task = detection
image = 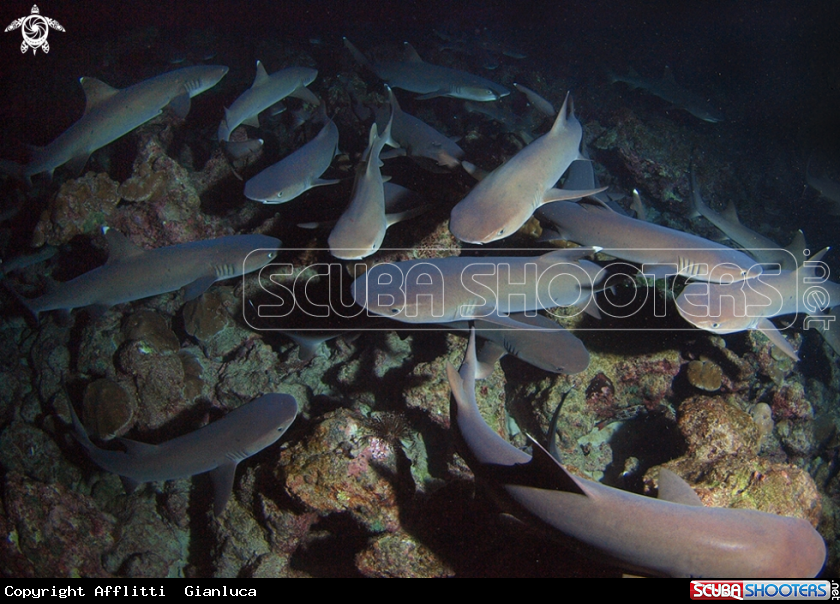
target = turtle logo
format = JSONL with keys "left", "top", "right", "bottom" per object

{"left": 5, "top": 5, "right": 65, "bottom": 55}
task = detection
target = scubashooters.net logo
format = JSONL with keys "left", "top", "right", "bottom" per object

{"left": 5, "top": 4, "right": 65, "bottom": 55}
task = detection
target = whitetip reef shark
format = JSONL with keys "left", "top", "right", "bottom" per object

{"left": 351, "top": 248, "right": 605, "bottom": 329}
{"left": 447, "top": 327, "right": 826, "bottom": 577}
{"left": 610, "top": 66, "right": 724, "bottom": 123}
{"left": 376, "top": 86, "right": 464, "bottom": 168}
{"left": 244, "top": 112, "right": 340, "bottom": 204}
{"left": 675, "top": 248, "right": 840, "bottom": 361}
{"left": 69, "top": 393, "right": 299, "bottom": 515}
{"left": 450, "top": 313, "right": 590, "bottom": 376}
{"left": 328, "top": 106, "right": 399, "bottom": 260}
{"left": 17, "top": 228, "right": 280, "bottom": 319}
{"left": 690, "top": 171, "right": 805, "bottom": 271}
{"left": 449, "top": 93, "right": 607, "bottom": 244}
{"left": 15, "top": 65, "right": 229, "bottom": 181}
{"left": 217, "top": 62, "right": 319, "bottom": 142}
{"left": 540, "top": 199, "right": 761, "bottom": 283}
{"left": 344, "top": 38, "right": 509, "bottom": 101}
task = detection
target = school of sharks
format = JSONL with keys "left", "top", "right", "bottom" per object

{"left": 0, "top": 1, "right": 839, "bottom": 579}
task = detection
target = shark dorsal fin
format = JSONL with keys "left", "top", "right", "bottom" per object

{"left": 103, "top": 227, "right": 145, "bottom": 265}
{"left": 522, "top": 435, "right": 588, "bottom": 495}
{"left": 550, "top": 92, "right": 570, "bottom": 136}
{"left": 80, "top": 77, "right": 119, "bottom": 114}
{"left": 386, "top": 85, "right": 402, "bottom": 114}
{"left": 253, "top": 61, "right": 270, "bottom": 87}
{"left": 797, "top": 246, "right": 831, "bottom": 280}
{"left": 786, "top": 230, "right": 808, "bottom": 267}
{"left": 403, "top": 42, "right": 424, "bottom": 63}
{"left": 721, "top": 201, "right": 741, "bottom": 224}
{"left": 657, "top": 469, "right": 704, "bottom": 506}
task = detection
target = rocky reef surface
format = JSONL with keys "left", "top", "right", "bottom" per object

{"left": 0, "top": 26, "right": 838, "bottom": 578}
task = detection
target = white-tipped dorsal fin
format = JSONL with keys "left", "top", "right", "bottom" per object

{"left": 80, "top": 77, "right": 119, "bottom": 114}
{"left": 550, "top": 92, "right": 571, "bottom": 136}
{"left": 102, "top": 226, "right": 145, "bottom": 264}
{"left": 403, "top": 42, "right": 424, "bottom": 63}
{"left": 253, "top": 60, "right": 269, "bottom": 87}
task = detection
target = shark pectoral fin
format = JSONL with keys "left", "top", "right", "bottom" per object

{"left": 284, "top": 332, "right": 328, "bottom": 362}
{"left": 461, "top": 161, "right": 488, "bottom": 181}
{"left": 290, "top": 85, "right": 320, "bottom": 106}
{"left": 755, "top": 317, "right": 799, "bottom": 361}
{"left": 475, "top": 340, "right": 505, "bottom": 379}
{"left": 415, "top": 90, "right": 448, "bottom": 101}
{"left": 242, "top": 114, "right": 261, "bottom": 128}
{"left": 120, "top": 476, "right": 142, "bottom": 494}
{"left": 379, "top": 148, "right": 406, "bottom": 160}
{"left": 385, "top": 205, "right": 428, "bottom": 227}
{"left": 542, "top": 187, "right": 609, "bottom": 205}
{"left": 210, "top": 461, "right": 238, "bottom": 516}
{"left": 297, "top": 220, "right": 334, "bottom": 230}
{"left": 537, "top": 226, "right": 565, "bottom": 243}
{"left": 183, "top": 275, "right": 217, "bottom": 301}
{"left": 311, "top": 178, "right": 342, "bottom": 188}
{"left": 168, "top": 92, "right": 192, "bottom": 119}
{"left": 579, "top": 300, "right": 601, "bottom": 319}
{"left": 657, "top": 469, "right": 704, "bottom": 506}
{"left": 437, "top": 151, "right": 461, "bottom": 168}
{"left": 65, "top": 153, "right": 91, "bottom": 176}
{"left": 85, "top": 303, "right": 111, "bottom": 320}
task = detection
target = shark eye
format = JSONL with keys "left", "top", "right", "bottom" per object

{"left": 390, "top": 308, "right": 399, "bottom": 314}
{"left": 711, "top": 322, "right": 721, "bottom": 329}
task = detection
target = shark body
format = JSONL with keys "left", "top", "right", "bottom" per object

{"left": 541, "top": 200, "right": 761, "bottom": 283}
{"left": 351, "top": 248, "right": 604, "bottom": 328}
{"left": 217, "top": 62, "right": 318, "bottom": 142}
{"left": 344, "top": 38, "right": 509, "bottom": 102}
{"left": 447, "top": 328, "right": 825, "bottom": 577}
{"left": 244, "top": 116, "right": 340, "bottom": 203}
{"left": 328, "top": 109, "right": 398, "bottom": 260}
{"left": 22, "top": 65, "right": 228, "bottom": 179}
{"left": 21, "top": 229, "right": 280, "bottom": 318}
{"left": 690, "top": 172, "right": 804, "bottom": 270}
{"left": 611, "top": 66, "right": 724, "bottom": 123}
{"left": 70, "top": 393, "right": 298, "bottom": 515}
{"left": 451, "top": 313, "right": 590, "bottom": 376}
{"left": 449, "top": 94, "right": 606, "bottom": 244}
{"left": 376, "top": 86, "right": 464, "bottom": 168}
{"left": 675, "top": 248, "right": 840, "bottom": 361}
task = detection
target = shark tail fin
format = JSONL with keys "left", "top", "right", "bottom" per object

{"left": 65, "top": 400, "right": 96, "bottom": 453}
